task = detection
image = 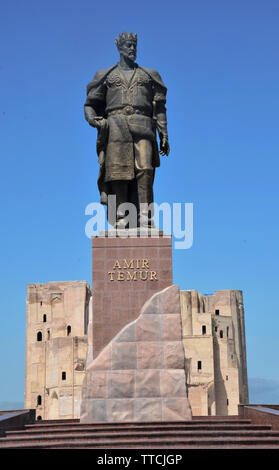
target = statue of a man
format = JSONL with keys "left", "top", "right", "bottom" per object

{"left": 84, "top": 32, "right": 170, "bottom": 228}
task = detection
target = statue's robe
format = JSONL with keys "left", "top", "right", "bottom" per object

{"left": 84, "top": 63, "right": 167, "bottom": 205}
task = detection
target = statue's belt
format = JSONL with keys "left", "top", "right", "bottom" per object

{"left": 107, "top": 106, "right": 152, "bottom": 117}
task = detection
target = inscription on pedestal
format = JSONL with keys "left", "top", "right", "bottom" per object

{"left": 108, "top": 259, "right": 158, "bottom": 282}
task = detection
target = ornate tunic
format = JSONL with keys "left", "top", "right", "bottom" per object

{"left": 84, "top": 63, "right": 168, "bottom": 202}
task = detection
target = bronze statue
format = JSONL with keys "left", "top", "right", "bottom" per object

{"left": 84, "top": 32, "right": 169, "bottom": 228}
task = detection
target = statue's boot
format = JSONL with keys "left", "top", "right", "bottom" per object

{"left": 136, "top": 170, "right": 155, "bottom": 228}
{"left": 109, "top": 180, "right": 129, "bottom": 228}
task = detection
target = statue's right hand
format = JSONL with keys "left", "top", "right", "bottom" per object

{"left": 88, "top": 118, "right": 97, "bottom": 128}
{"left": 92, "top": 117, "right": 107, "bottom": 130}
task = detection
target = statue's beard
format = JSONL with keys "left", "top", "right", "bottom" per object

{"left": 120, "top": 51, "right": 136, "bottom": 61}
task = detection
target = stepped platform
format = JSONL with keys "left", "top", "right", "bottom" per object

{"left": 0, "top": 407, "right": 279, "bottom": 449}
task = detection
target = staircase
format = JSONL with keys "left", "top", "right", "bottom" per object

{"left": 1, "top": 416, "right": 279, "bottom": 448}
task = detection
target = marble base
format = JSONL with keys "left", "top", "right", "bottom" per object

{"left": 80, "top": 285, "right": 192, "bottom": 423}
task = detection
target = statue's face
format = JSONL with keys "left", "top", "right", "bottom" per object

{"left": 119, "top": 40, "right": 137, "bottom": 62}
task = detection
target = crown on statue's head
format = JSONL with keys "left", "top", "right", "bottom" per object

{"left": 115, "top": 31, "right": 138, "bottom": 48}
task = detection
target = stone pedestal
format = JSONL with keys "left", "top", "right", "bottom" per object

{"left": 91, "top": 232, "right": 173, "bottom": 359}
{"left": 81, "top": 285, "right": 192, "bottom": 422}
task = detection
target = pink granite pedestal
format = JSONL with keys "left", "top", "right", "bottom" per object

{"left": 91, "top": 233, "right": 173, "bottom": 359}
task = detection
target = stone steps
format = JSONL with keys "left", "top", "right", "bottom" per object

{"left": 1, "top": 435, "right": 279, "bottom": 449}
{"left": 25, "top": 418, "right": 252, "bottom": 429}
{"left": 1, "top": 418, "right": 279, "bottom": 449}
{"left": 4, "top": 429, "right": 279, "bottom": 441}
{"left": 10, "top": 424, "right": 272, "bottom": 435}
{"left": 36, "top": 419, "right": 79, "bottom": 424}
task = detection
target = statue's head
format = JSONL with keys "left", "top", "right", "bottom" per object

{"left": 115, "top": 31, "right": 138, "bottom": 62}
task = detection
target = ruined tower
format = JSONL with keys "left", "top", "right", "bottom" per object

{"left": 24, "top": 281, "right": 91, "bottom": 420}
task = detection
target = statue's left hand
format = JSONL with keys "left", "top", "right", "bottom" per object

{"left": 160, "top": 136, "right": 170, "bottom": 156}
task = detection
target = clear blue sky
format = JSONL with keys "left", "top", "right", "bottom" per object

{"left": 0, "top": 0, "right": 279, "bottom": 405}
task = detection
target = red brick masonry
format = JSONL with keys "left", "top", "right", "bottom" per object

{"left": 92, "top": 234, "right": 173, "bottom": 358}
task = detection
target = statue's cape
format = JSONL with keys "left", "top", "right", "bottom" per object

{"left": 139, "top": 66, "right": 167, "bottom": 93}
{"left": 86, "top": 65, "right": 117, "bottom": 95}
{"left": 86, "top": 63, "right": 167, "bottom": 95}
